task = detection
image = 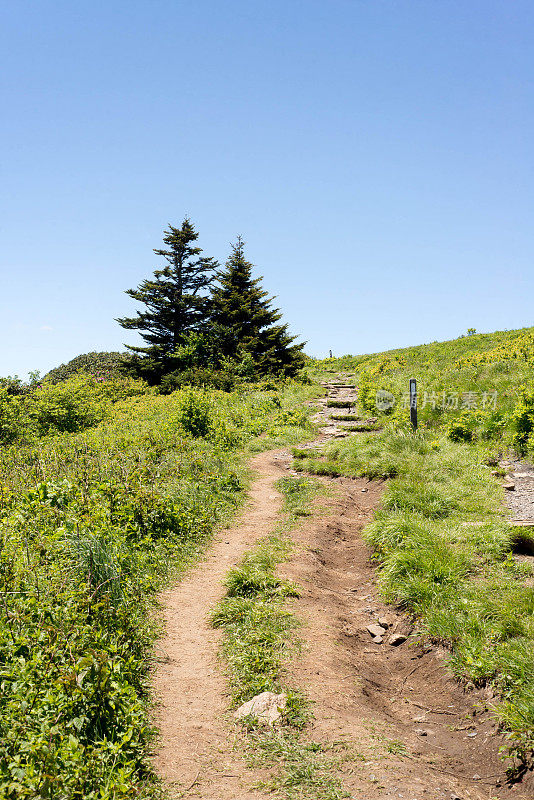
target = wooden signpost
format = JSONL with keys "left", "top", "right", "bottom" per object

{"left": 410, "top": 378, "right": 417, "bottom": 430}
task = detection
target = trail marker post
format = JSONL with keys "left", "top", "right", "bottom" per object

{"left": 409, "top": 378, "right": 417, "bottom": 431}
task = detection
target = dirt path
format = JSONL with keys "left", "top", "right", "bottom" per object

{"left": 502, "top": 458, "right": 534, "bottom": 524}
{"left": 152, "top": 449, "right": 288, "bottom": 799}
{"left": 281, "top": 477, "right": 533, "bottom": 800}
{"left": 153, "top": 378, "right": 534, "bottom": 799}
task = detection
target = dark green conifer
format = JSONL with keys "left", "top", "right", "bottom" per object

{"left": 211, "top": 237, "right": 305, "bottom": 377}
{"left": 117, "top": 219, "right": 218, "bottom": 380}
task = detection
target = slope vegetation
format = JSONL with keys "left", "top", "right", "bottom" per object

{"left": 298, "top": 327, "right": 534, "bottom": 767}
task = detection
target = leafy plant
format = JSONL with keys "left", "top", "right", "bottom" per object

{"left": 0, "top": 377, "right": 314, "bottom": 796}
{"left": 175, "top": 390, "right": 213, "bottom": 437}
{"left": 511, "top": 386, "right": 534, "bottom": 451}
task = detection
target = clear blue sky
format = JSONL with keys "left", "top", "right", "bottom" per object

{"left": 1, "top": 0, "right": 533, "bottom": 377}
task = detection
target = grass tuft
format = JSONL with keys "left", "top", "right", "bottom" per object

{"left": 301, "top": 426, "right": 534, "bottom": 763}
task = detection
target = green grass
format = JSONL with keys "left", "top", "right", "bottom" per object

{"left": 303, "top": 328, "right": 534, "bottom": 767}
{"left": 340, "top": 423, "right": 381, "bottom": 432}
{"left": 211, "top": 541, "right": 301, "bottom": 705}
{"left": 312, "top": 327, "right": 534, "bottom": 455}
{"left": 246, "top": 732, "right": 350, "bottom": 800}
{"left": 0, "top": 382, "right": 317, "bottom": 798}
{"left": 212, "top": 475, "right": 352, "bottom": 799}
{"left": 210, "top": 476, "right": 320, "bottom": 707}
{"left": 299, "top": 427, "right": 534, "bottom": 767}
{"left": 326, "top": 400, "right": 354, "bottom": 408}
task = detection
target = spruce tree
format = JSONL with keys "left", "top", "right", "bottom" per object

{"left": 117, "top": 219, "right": 218, "bottom": 381}
{"left": 211, "top": 237, "right": 305, "bottom": 377}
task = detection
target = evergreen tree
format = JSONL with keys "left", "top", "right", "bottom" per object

{"left": 117, "top": 219, "right": 218, "bottom": 381}
{"left": 211, "top": 237, "right": 305, "bottom": 377}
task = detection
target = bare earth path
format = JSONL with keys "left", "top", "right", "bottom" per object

{"left": 153, "top": 379, "right": 534, "bottom": 799}
{"left": 281, "top": 477, "right": 534, "bottom": 800}
{"left": 152, "top": 449, "right": 288, "bottom": 799}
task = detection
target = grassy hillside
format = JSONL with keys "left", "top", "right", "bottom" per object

{"left": 321, "top": 325, "right": 534, "bottom": 369}
{"left": 2, "top": 324, "right": 534, "bottom": 792}
{"left": 312, "top": 325, "right": 534, "bottom": 453}
{"left": 0, "top": 377, "right": 316, "bottom": 798}
{"left": 299, "top": 327, "right": 534, "bottom": 768}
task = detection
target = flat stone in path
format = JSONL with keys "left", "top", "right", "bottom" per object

{"left": 234, "top": 692, "right": 287, "bottom": 725}
{"left": 367, "top": 623, "right": 387, "bottom": 638}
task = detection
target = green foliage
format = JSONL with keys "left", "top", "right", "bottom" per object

{"left": 211, "top": 534, "right": 299, "bottom": 704}
{"left": 447, "top": 413, "right": 475, "bottom": 442}
{"left": 117, "top": 218, "right": 218, "bottom": 382}
{"left": 247, "top": 730, "right": 350, "bottom": 800}
{"left": 211, "top": 237, "right": 305, "bottom": 378}
{"left": 304, "top": 328, "right": 534, "bottom": 763}
{"left": 43, "top": 352, "right": 127, "bottom": 383}
{"left": 357, "top": 375, "right": 377, "bottom": 414}
{"left": 511, "top": 386, "right": 534, "bottom": 452}
{"left": 175, "top": 390, "right": 212, "bottom": 438}
{"left": 0, "top": 374, "right": 148, "bottom": 444}
{"left": 326, "top": 399, "right": 353, "bottom": 408}
{"left": 0, "top": 375, "right": 31, "bottom": 395}
{"left": 0, "top": 379, "right": 314, "bottom": 796}
{"left": 311, "top": 325, "right": 534, "bottom": 449}
{"left": 300, "top": 424, "right": 534, "bottom": 762}
{"left": 118, "top": 228, "right": 305, "bottom": 385}
{"left": 31, "top": 375, "right": 147, "bottom": 436}
{"left": 0, "top": 387, "right": 23, "bottom": 444}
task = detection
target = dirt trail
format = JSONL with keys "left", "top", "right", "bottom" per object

{"left": 152, "top": 449, "right": 288, "bottom": 799}
{"left": 153, "top": 377, "right": 534, "bottom": 799}
{"left": 281, "top": 477, "right": 533, "bottom": 800}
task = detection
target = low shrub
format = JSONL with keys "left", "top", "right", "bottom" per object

{"left": 175, "top": 390, "right": 213, "bottom": 437}
{"left": 44, "top": 351, "right": 128, "bottom": 383}
{"left": 0, "top": 380, "right": 314, "bottom": 795}
{"left": 511, "top": 387, "right": 534, "bottom": 451}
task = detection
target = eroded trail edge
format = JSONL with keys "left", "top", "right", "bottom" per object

{"left": 153, "top": 376, "right": 531, "bottom": 800}
{"left": 152, "top": 449, "right": 288, "bottom": 799}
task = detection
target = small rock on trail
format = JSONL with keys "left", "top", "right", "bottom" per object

{"left": 234, "top": 692, "right": 287, "bottom": 725}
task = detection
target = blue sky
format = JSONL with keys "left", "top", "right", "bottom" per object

{"left": 1, "top": 0, "right": 533, "bottom": 377}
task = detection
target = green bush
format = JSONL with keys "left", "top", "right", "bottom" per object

{"left": 0, "top": 375, "right": 148, "bottom": 442}
{"left": 357, "top": 377, "right": 377, "bottom": 414}
{"left": 0, "top": 388, "right": 23, "bottom": 444}
{"left": 44, "top": 351, "right": 127, "bottom": 383}
{"left": 511, "top": 387, "right": 534, "bottom": 451}
{"left": 0, "top": 380, "right": 314, "bottom": 795}
{"left": 175, "top": 390, "right": 213, "bottom": 437}
{"left": 447, "top": 419, "right": 474, "bottom": 442}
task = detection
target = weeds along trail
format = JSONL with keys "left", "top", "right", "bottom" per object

{"left": 0, "top": 381, "right": 317, "bottom": 798}
{"left": 204, "top": 375, "right": 533, "bottom": 800}
{"left": 152, "top": 449, "right": 291, "bottom": 798}
{"left": 150, "top": 379, "right": 361, "bottom": 796}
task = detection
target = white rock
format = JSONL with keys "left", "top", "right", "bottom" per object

{"left": 367, "top": 623, "right": 387, "bottom": 638}
{"left": 234, "top": 691, "right": 287, "bottom": 725}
